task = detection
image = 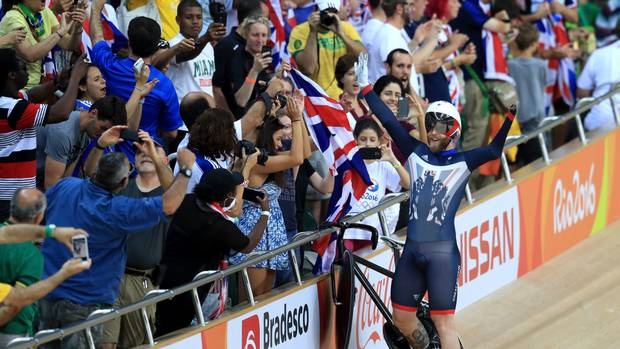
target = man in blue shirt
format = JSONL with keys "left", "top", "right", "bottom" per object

{"left": 89, "top": 0, "right": 183, "bottom": 159}
{"left": 38, "top": 130, "right": 196, "bottom": 349}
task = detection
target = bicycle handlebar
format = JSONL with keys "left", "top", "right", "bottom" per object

{"left": 321, "top": 221, "right": 379, "bottom": 251}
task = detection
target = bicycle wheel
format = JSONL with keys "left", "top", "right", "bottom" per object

{"left": 333, "top": 249, "right": 355, "bottom": 349}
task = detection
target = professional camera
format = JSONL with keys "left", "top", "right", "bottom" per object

{"left": 235, "top": 140, "right": 269, "bottom": 165}
{"left": 319, "top": 9, "right": 336, "bottom": 27}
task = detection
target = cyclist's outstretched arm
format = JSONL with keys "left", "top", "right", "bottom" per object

{"left": 360, "top": 86, "right": 420, "bottom": 158}
{"left": 464, "top": 112, "right": 515, "bottom": 170}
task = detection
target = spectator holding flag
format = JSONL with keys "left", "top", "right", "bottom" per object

{"left": 288, "top": 0, "right": 366, "bottom": 99}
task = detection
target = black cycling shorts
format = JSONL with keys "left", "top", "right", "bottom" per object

{"left": 391, "top": 240, "right": 461, "bottom": 315}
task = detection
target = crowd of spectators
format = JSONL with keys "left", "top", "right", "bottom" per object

{"left": 0, "top": 0, "right": 617, "bottom": 347}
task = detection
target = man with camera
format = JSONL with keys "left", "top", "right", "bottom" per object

{"left": 288, "top": 0, "right": 366, "bottom": 99}
{"left": 38, "top": 128, "right": 195, "bottom": 348}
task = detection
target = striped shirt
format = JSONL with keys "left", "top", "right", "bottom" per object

{"left": 0, "top": 96, "right": 49, "bottom": 200}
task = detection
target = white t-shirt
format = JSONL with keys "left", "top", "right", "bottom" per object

{"left": 344, "top": 161, "right": 402, "bottom": 240}
{"left": 368, "top": 23, "right": 410, "bottom": 82}
{"left": 167, "top": 33, "right": 216, "bottom": 101}
{"left": 577, "top": 41, "right": 620, "bottom": 132}
{"left": 174, "top": 120, "right": 242, "bottom": 193}
{"left": 361, "top": 18, "right": 384, "bottom": 57}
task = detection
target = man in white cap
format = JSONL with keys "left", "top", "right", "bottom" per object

{"left": 287, "top": 0, "right": 366, "bottom": 99}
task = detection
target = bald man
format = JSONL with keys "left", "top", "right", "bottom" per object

{"left": 0, "top": 189, "right": 90, "bottom": 345}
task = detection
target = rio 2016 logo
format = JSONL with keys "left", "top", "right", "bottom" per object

{"left": 367, "top": 178, "right": 379, "bottom": 193}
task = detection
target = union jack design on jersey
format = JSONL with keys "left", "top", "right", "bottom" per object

{"left": 290, "top": 69, "right": 372, "bottom": 273}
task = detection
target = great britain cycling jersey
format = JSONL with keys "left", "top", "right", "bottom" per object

{"left": 360, "top": 86, "right": 514, "bottom": 313}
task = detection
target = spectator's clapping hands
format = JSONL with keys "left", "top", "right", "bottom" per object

{"left": 458, "top": 43, "right": 477, "bottom": 66}
{"left": 176, "top": 148, "right": 197, "bottom": 169}
{"left": 60, "top": 258, "right": 92, "bottom": 278}
{"left": 134, "top": 64, "right": 159, "bottom": 98}
{"left": 53, "top": 227, "right": 89, "bottom": 252}
{"left": 414, "top": 18, "right": 441, "bottom": 45}
{"left": 97, "top": 125, "right": 128, "bottom": 148}
{"left": 415, "top": 57, "right": 442, "bottom": 74}
{"left": 534, "top": 2, "right": 551, "bottom": 19}
{"left": 57, "top": 12, "right": 70, "bottom": 38}
{"left": 206, "top": 22, "right": 227, "bottom": 42}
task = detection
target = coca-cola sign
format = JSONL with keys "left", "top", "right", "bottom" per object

{"left": 348, "top": 251, "right": 396, "bottom": 349}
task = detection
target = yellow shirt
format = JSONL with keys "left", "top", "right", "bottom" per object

{"left": 0, "top": 8, "right": 59, "bottom": 89}
{"left": 0, "top": 283, "right": 11, "bottom": 303}
{"left": 288, "top": 21, "right": 362, "bottom": 100}
{"left": 127, "top": 0, "right": 180, "bottom": 40}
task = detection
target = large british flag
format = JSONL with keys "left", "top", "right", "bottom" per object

{"left": 290, "top": 69, "right": 372, "bottom": 273}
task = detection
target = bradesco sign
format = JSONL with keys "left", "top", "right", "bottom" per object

{"left": 227, "top": 284, "right": 320, "bottom": 349}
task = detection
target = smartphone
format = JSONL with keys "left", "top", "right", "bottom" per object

{"left": 359, "top": 147, "right": 382, "bottom": 160}
{"left": 261, "top": 45, "right": 272, "bottom": 55}
{"left": 133, "top": 58, "right": 144, "bottom": 74}
{"left": 397, "top": 97, "right": 409, "bottom": 119}
{"left": 209, "top": 1, "right": 227, "bottom": 24}
{"left": 120, "top": 129, "right": 142, "bottom": 143}
{"left": 243, "top": 188, "right": 266, "bottom": 203}
{"left": 72, "top": 234, "right": 89, "bottom": 262}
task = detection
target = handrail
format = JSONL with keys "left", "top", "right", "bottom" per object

{"left": 8, "top": 194, "right": 410, "bottom": 349}
{"left": 8, "top": 83, "right": 620, "bottom": 349}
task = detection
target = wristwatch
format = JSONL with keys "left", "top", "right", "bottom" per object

{"left": 45, "top": 224, "right": 56, "bottom": 238}
{"left": 179, "top": 166, "right": 192, "bottom": 178}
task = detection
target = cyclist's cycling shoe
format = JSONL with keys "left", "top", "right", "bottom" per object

{"left": 383, "top": 322, "right": 411, "bottom": 349}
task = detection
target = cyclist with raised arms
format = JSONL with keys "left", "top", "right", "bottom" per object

{"left": 355, "top": 53, "right": 515, "bottom": 349}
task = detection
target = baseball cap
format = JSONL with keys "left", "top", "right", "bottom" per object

{"left": 198, "top": 168, "right": 244, "bottom": 200}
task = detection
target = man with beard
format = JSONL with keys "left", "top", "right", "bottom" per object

{"left": 385, "top": 48, "right": 414, "bottom": 94}
{"left": 100, "top": 131, "right": 174, "bottom": 349}
{"left": 154, "top": 0, "right": 227, "bottom": 102}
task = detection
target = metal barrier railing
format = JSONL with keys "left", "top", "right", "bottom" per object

{"left": 8, "top": 83, "right": 620, "bottom": 349}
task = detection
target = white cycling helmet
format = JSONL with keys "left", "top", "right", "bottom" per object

{"left": 425, "top": 101, "right": 461, "bottom": 141}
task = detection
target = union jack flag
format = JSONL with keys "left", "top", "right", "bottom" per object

{"left": 266, "top": 0, "right": 290, "bottom": 68}
{"left": 290, "top": 69, "right": 372, "bottom": 273}
{"left": 81, "top": 12, "right": 128, "bottom": 60}
{"left": 536, "top": 0, "right": 577, "bottom": 111}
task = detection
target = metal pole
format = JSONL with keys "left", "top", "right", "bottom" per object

{"left": 538, "top": 133, "right": 551, "bottom": 164}
{"left": 574, "top": 113, "right": 588, "bottom": 145}
{"left": 141, "top": 308, "right": 155, "bottom": 346}
{"left": 191, "top": 288, "right": 206, "bottom": 326}
{"left": 610, "top": 94, "right": 620, "bottom": 126}
{"left": 289, "top": 250, "right": 302, "bottom": 286}
{"left": 500, "top": 153, "right": 513, "bottom": 184}
{"left": 85, "top": 328, "right": 95, "bottom": 349}
{"left": 241, "top": 268, "right": 255, "bottom": 306}
{"left": 378, "top": 210, "right": 400, "bottom": 262}
{"left": 465, "top": 183, "right": 474, "bottom": 205}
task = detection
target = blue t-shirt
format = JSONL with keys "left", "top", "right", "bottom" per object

{"left": 450, "top": 0, "right": 489, "bottom": 81}
{"left": 90, "top": 41, "right": 182, "bottom": 145}
{"left": 41, "top": 177, "right": 167, "bottom": 305}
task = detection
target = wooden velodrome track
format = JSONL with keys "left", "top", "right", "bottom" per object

{"left": 455, "top": 219, "right": 620, "bottom": 349}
